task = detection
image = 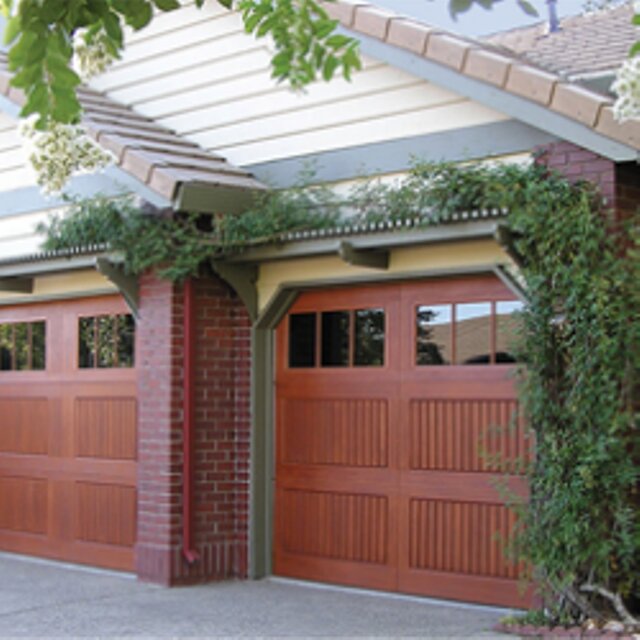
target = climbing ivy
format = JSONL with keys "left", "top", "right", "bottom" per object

{"left": 38, "top": 160, "right": 639, "bottom": 626}
{"left": 39, "top": 160, "right": 557, "bottom": 280}
{"left": 507, "top": 181, "right": 639, "bottom": 629}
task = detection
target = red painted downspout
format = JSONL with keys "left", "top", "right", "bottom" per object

{"left": 182, "top": 277, "right": 199, "bottom": 564}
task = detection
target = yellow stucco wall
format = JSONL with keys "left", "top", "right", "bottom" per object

{"left": 257, "top": 238, "right": 510, "bottom": 311}
{"left": 0, "top": 270, "right": 116, "bottom": 305}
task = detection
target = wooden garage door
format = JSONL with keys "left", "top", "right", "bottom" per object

{"left": 0, "top": 295, "right": 137, "bottom": 571}
{"left": 274, "top": 274, "right": 531, "bottom": 607}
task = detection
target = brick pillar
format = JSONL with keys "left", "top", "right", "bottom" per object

{"left": 536, "top": 141, "right": 616, "bottom": 206}
{"left": 135, "top": 271, "right": 251, "bottom": 585}
{"left": 536, "top": 141, "right": 640, "bottom": 225}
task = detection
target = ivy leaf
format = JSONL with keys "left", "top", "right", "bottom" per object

{"left": 629, "top": 41, "right": 640, "bottom": 57}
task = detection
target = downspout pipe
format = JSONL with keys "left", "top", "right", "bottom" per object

{"left": 182, "top": 277, "right": 199, "bottom": 564}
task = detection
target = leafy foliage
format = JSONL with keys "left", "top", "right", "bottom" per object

{"left": 507, "top": 180, "right": 640, "bottom": 626}
{"left": 38, "top": 160, "right": 562, "bottom": 280}
{"left": 1, "top": 0, "right": 360, "bottom": 129}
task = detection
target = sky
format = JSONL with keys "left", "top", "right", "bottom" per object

{"left": 373, "top": 0, "right": 587, "bottom": 36}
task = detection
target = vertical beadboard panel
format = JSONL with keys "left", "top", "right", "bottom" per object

{"left": 281, "top": 398, "right": 388, "bottom": 467}
{"left": 409, "top": 398, "right": 527, "bottom": 473}
{"left": 281, "top": 489, "right": 388, "bottom": 565}
{"left": 408, "top": 499, "right": 519, "bottom": 579}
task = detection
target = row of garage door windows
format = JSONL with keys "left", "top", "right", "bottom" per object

{"left": 289, "top": 300, "right": 525, "bottom": 368}
{"left": 0, "top": 313, "right": 135, "bottom": 371}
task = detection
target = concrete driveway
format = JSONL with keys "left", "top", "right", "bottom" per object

{"left": 0, "top": 553, "right": 508, "bottom": 637}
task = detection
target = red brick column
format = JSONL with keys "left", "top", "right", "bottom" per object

{"left": 536, "top": 141, "right": 640, "bottom": 225}
{"left": 536, "top": 141, "right": 616, "bottom": 206}
{"left": 135, "top": 271, "right": 251, "bottom": 585}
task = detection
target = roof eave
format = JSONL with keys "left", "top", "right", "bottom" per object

{"left": 338, "top": 26, "right": 638, "bottom": 162}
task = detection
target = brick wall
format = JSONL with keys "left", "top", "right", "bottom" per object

{"left": 536, "top": 141, "right": 640, "bottom": 220}
{"left": 135, "top": 271, "right": 251, "bottom": 585}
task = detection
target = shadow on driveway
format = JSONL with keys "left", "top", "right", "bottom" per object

{"left": 0, "top": 553, "right": 509, "bottom": 637}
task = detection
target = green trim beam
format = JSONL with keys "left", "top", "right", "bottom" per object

{"left": 230, "top": 219, "right": 500, "bottom": 265}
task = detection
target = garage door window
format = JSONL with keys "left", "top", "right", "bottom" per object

{"left": 416, "top": 300, "right": 524, "bottom": 366}
{"left": 0, "top": 320, "right": 46, "bottom": 371}
{"left": 79, "top": 313, "right": 135, "bottom": 368}
{"left": 290, "top": 308, "right": 385, "bottom": 369}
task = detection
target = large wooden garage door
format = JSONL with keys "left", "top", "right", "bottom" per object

{"left": 0, "top": 295, "right": 137, "bottom": 571}
{"left": 274, "top": 274, "right": 531, "bottom": 607}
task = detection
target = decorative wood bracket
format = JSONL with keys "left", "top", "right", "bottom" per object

{"left": 211, "top": 261, "right": 259, "bottom": 322}
{"left": 495, "top": 224, "right": 526, "bottom": 270}
{"left": 338, "top": 241, "right": 389, "bottom": 270}
{"left": 0, "top": 277, "right": 33, "bottom": 294}
{"left": 95, "top": 257, "right": 139, "bottom": 318}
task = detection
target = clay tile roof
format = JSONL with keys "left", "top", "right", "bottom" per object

{"left": 485, "top": 3, "right": 635, "bottom": 79}
{"left": 325, "top": 0, "right": 640, "bottom": 151}
{"left": 0, "top": 52, "right": 265, "bottom": 212}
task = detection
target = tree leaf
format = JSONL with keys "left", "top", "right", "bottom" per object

{"left": 3, "top": 15, "right": 21, "bottom": 45}
{"left": 516, "top": 0, "right": 539, "bottom": 17}
{"left": 153, "top": 0, "right": 180, "bottom": 11}
{"left": 448, "top": 0, "right": 473, "bottom": 19}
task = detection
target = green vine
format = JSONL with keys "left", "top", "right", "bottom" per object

{"left": 38, "top": 160, "right": 639, "bottom": 626}
{"left": 508, "top": 183, "right": 639, "bottom": 628}
{"left": 40, "top": 161, "right": 562, "bottom": 279}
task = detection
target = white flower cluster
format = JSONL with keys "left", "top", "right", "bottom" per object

{"left": 612, "top": 53, "right": 640, "bottom": 122}
{"left": 73, "top": 28, "right": 116, "bottom": 80}
{"left": 20, "top": 118, "right": 114, "bottom": 195}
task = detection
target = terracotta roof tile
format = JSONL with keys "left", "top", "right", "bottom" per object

{"left": 387, "top": 19, "right": 434, "bottom": 54}
{"left": 0, "top": 53, "right": 265, "bottom": 211}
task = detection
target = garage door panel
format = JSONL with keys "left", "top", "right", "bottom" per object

{"left": 279, "top": 397, "right": 390, "bottom": 468}
{"left": 74, "top": 397, "right": 137, "bottom": 460}
{"left": 75, "top": 482, "right": 137, "bottom": 547}
{"left": 276, "top": 277, "right": 529, "bottom": 607}
{"left": 0, "top": 397, "right": 50, "bottom": 455}
{"left": 405, "top": 397, "right": 526, "bottom": 474}
{"left": 0, "top": 475, "right": 48, "bottom": 534}
{"left": 0, "top": 296, "right": 137, "bottom": 571}
{"left": 279, "top": 489, "right": 389, "bottom": 564}
{"left": 403, "top": 498, "right": 518, "bottom": 578}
